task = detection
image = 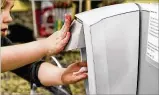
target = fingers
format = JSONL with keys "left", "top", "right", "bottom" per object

{"left": 78, "top": 67, "right": 88, "bottom": 73}
{"left": 61, "top": 32, "right": 71, "bottom": 46}
{"left": 73, "top": 67, "right": 88, "bottom": 76}
{"left": 61, "top": 14, "right": 72, "bottom": 33}
{"left": 61, "top": 30, "right": 67, "bottom": 39}
{"left": 73, "top": 73, "right": 88, "bottom": 83}
{"left": 62, "top": 73, "right": 87, "bottom": 85}
{"left": 60, "top": 14, "right": 71, "bottom": 39}
{"left": 55, "top": 32, "right": 70, "bottom": 52}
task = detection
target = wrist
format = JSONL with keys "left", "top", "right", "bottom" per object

{"left": 38, "top": 62, "right": 67, "bottom": 86}
{"left": 37, "top": 39, "right": 49, "bottom": 56}
{"left": 40, "top": 38, "right": 57, "bottom": 56}
{"left": 60, "top": 68, "right": 66, "bottom": 85}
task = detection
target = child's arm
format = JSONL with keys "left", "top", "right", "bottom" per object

{"left": 38, "top": 62, "right": 88, "bottom": 86}
{"left": 1, "top": 14, "right": 71, "bottom": 72}
{"left": 12, "top": 61, "right": 87, "bottom": 86}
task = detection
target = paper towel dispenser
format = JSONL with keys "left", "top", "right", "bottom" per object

{"left": 65, "top": 20, "right": 85, "bottom": 50}
{"left": 65, "top": 3, "right": 158, "bottom": 95}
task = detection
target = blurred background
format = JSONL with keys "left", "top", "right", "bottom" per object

{"left": 1, "top": 0, "right": 158, "bottom": 95}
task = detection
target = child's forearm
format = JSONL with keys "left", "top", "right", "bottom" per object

{"left": 38, "top": 62, "right": 65, "bottom": 86}
{"left": 1, "top": 40, "right": 47, "bottom": 72}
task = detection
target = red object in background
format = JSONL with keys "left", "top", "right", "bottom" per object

{"left": 36, "top": 9, "right": 50, "bottom": 37}
{"left": 39, "top": 26, "right": 51, "bottom": 37}
{"left": 35, "top": 1, "right": 55, "bottom": 37}
{"left": 47, "top": 15, "right": 54, "bottom": 23}
{"left": 35, "top": 9, "right": 41, "bottom": 33}
{"left": 36, "top": 9, "right": 51, "bottom": 37}
{"left": 40, "top": 6, "right": 54, "bottom": 37}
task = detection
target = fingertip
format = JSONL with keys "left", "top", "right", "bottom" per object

{"left": 65, "top": 14, "right": 71, "bottom": 20}
{"left": 64, "top": 14, "right": 71, "bottom": 24}
{"left": 84, "top": 73, "right": 88, "bottom": 77}
{"left": 62, "top": 17, "right": 71, "bottom": 32}
{"left": 82, "top": 73, "right": 88, "bottom": 79}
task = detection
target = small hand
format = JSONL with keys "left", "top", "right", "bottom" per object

{"left": 61, "top": 62, "right": 88, "bottom": 85}
{"left": 44, "top": 14, "right": 72, "bottom": 56}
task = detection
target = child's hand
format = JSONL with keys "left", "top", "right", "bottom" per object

{"left": 61, "top": 62, "right": 88, "bottom": 85}
{"left": 44, "top": 14, "right": 71, "bottom": 56}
